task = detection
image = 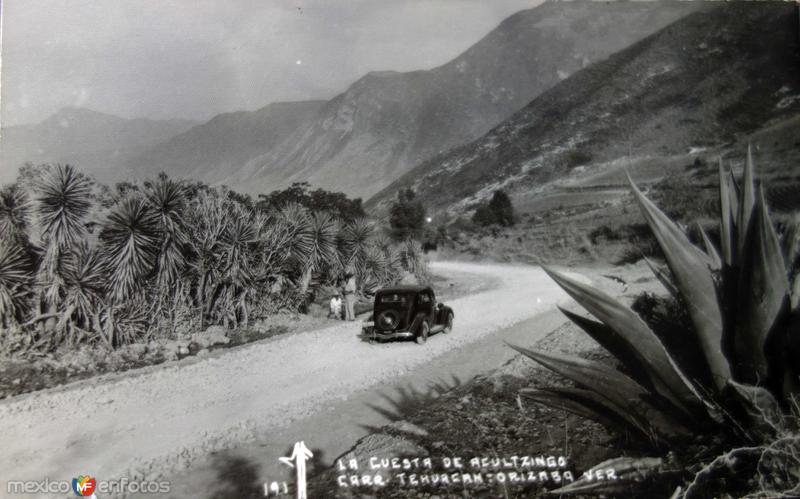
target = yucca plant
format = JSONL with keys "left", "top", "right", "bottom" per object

{"left": 144, "top": 176, "right": 188, "bottom": 289}
{"left": 186, "top": 190, "right": 227, "bottom": 329}
{"left": 339, "top": 217, "right": 375, "bottom": 291}
{"left": 34, "top": 165, "right": 92, "bottom": 311}
{"left": 399, "top": 238, "right": 430, "bottom": 282}
{"left": 59, "top": 241, "right": 106, "bottom": 338}
{"left": 511, "top": 149, "right": 800, "bottom": 497}
{"left": 296, "top": 210, "right": 339, "bottom": 296}
{"left": 0, "top": 184, "right": 31, "bottom": 248}
{"left": 215, "top": 205, "right": 258, "bottom": 327}
{"left": 100, "top": 196, "right": 160, "bottom": 303}
{"left": 0, "top": 241, "right": 31, "bottom": 328}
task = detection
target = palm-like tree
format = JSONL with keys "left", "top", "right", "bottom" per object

{"left": 0, "top": 185, "right": 31, "bottom": 247}
{"left": 186, "top": 190, "right": 227, "bottom": 328}
{"left": 363, "top": 244, "right": 401, "bottom": 293}
{"left": 278, "top": 202, "right": 312, "bottom": 262}
{"left": 339, "top": 217, "right": 374, "bottom": 289}
{"left": 301, "top": 211, "right": 339, "bottom": 295}
{"left": 35, "top": 165, "right": 92, "bottom": 302}
{"left": 0, "top": 242, "right": 31, "bottom": 327}
{"left": 144, "top": 176, "right": 188, "bottom": 289}
{"left": 400, "top": 238, "right": 427, "bottom": 280}
{"left": 100, "top": 196, "right": 160, "bottom": 302}
{"left": 59, "top": 241, "right": 106, "bottom": 340}
{"left": 215, "top": 205, "right": 257, "bottom": 326}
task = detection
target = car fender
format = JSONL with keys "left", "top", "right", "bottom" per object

{"left": 409, "top": 312, "right": 429, "bottom": 334}
{"left": 436, "top": 305, "right": 454, "bottom": 324}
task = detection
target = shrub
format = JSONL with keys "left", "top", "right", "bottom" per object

{"left": 256, "top": 181, "right": 365, "bottom": 221}
{"left": 389, "top": 189, "right": 427, "bottom": 240}
{"left": 563, "top": 149, "right": 593, "bottom": 168}
{"left": 472, "top": 190, "right": 515, "bottom": 227}
{"left": 511, "top": 149, "right": 800, "bottom": 497}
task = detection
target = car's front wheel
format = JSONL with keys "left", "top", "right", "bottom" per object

{"left": 443, "top": 312, "right": 454, "bottom": 334}
{"left": 415, "top": 320, "right": 429, "bottom": 345}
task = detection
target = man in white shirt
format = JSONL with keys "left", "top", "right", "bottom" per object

{"left": 343, "top": 272, "right": 357, "bottom": 321}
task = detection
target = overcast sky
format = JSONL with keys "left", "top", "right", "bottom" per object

{"left": 1, "top": 0, "right": 541, "bottom": 126}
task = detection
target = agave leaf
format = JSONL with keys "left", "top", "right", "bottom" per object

{"left": 520, "top": 387, "right": 649, "bottom": 437}
{"left": 734, "top": 186, "right": 790, "bottom": 382}
{"left": 509, "top": 343, "right": 644, "bottom": 394}
{"left": 510, "top": 345, "right": 646, "bottom": 409}
{"left": 512, "top": 344, "right": 691, "bottom": 438}
{"left": 557, "top": 306, "right": 652, "bottom": 386}
{"left": 698, "top": 224, "right": 722, "bottom": 271}
{"left": 643, "top": 257, "right": 679, "bottom": 298}
{"left": 627, "top": 174, "right": 730, "bottom": 390}
{"left": 519, "top": 388, "right": 624, "bottom": 432}
{"left": 719, "top": 159, "right": 735, "bottom": 265}
{"left": 738, "top": 145, "right": 756, "bottom": 257}
{"left": 547, "top": 456, "right": 665, "bottom": 495}
{"left": 544, "top": 267, "right": 704, "bottom": 417}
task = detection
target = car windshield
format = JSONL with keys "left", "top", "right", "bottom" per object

{"left": 378, "top": 293, "right": 410, "bottom": 305}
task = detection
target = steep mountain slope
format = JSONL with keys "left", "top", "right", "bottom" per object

{"left": 368, "top": 2, "right": 800, "bottom": 216}
{"left": 0, "top": 107, "right": 196, "bottom": 184}
{"left": 225, "top": 0, "right": 704, "bottom": 198}
{"left": 125, "top": 100, "right": 325, "bottom": 184}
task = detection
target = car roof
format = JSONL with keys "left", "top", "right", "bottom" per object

{"left": 376, "top": 285, "right": 433, "bottom": 294}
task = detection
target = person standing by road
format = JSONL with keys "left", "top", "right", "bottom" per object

{"left": 328, "top": 292, "right": 342, "bottom": 320}
{"left": 343, "top": 271, "right": 357, "bottom": 321}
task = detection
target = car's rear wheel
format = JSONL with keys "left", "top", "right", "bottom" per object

{"left": 415, "top": 321, "right": 429, "bottom": 345}
{"left": 376, "top": 310, "right": 400, "bottom": 331}
{"left": 443, "top": 312, "right": 454, "bottom": 334}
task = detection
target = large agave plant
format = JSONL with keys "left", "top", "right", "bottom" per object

{"left": 512, "top": 149, "right": 800, "bottom": 497}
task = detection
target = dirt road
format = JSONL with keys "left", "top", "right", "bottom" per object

{"left": 0, "top": 262, "right": 577, "bottom": 498}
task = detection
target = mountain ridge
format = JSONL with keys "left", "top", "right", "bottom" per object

{"left": 125, "top": 100, "right": 326, "bottom": 184}
{"left": 1, "top": 107, "right": 197, "bottom": 184}
{"left": 366, "top": 2, "right": 800, "bottom": 217}
{"left": 128, "top": 0, "right": 704, "bottom": 198}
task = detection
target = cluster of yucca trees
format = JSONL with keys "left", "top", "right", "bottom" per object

{"left": 0, "top": 164, "right": 415, "bottom": 355}
{"left": 512, "top": 149, "right": 800, "bottom": 497}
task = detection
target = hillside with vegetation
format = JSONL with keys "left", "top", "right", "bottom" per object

{"left": 369, "top": 2, "right": 800, "bottom": 245}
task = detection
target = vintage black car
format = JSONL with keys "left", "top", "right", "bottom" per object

{"left": 361, "top": 285, "right": 454, "bottom": 344}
